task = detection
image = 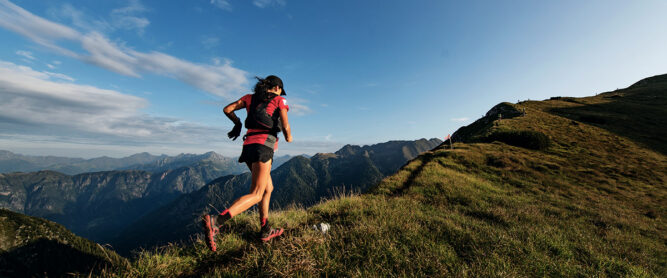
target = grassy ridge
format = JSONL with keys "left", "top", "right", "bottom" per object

{"left": 102, "top": 77, "right": 665, "bottom": 277}
{"left": 0, "top": 209, "right": 127, "bottom": 277}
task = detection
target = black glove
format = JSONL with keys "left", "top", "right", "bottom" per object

{"left": 228, "top": 123, "right": 242, "bottom": 141}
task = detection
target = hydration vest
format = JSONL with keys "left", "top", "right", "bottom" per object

{"left": 245, "top": 94, "right": 282, "bottom": 135}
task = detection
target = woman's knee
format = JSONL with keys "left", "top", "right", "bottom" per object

{"left": 249, "top": 192, "right": 263, "bottom": 204}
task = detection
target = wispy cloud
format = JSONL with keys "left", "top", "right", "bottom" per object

{"left": 253, "top": 0, "right": 286, "bottom": 8}
{"left": 210, "top": 0, "right": 232, "bottom": 11}
{"left": 450, "top": 117, "right": 470, "bottom": 122}
{"left": 110, "top": 0, "right": 150, "bottom": 35}
{"left": 46, "top": 60, "right": 61, "bottom": 69}
{"left": 49, "top": 3, "right": 112, "bottom": 33}
{"left": 50, "top": 0, "right": 149, "bottom": 35}
{"left": 0, "top": 0, "right": 248, "bottom": 99}
{"left": 285, "top": 97, "right": 312, "bottom": 116}
{"left": 15, "top": 50, "right": 35, "bottom": 60}
{"left": 209, "top": 0, "right": 286, "bottom": 10}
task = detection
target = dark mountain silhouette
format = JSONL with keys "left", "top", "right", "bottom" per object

{"left": 112, "top": 138, "right": 441, "bottom": 253}
{"left": 0, "top": 209, "right": 126, "bottom": 277}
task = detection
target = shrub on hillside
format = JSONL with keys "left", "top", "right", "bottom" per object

{"left": 483, "top": 130, "right": 550, "bottom": 150}
{"left": 550, "top": 96, "right": 579, "bottom": 103}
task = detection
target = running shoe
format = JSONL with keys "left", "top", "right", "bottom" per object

{"left": 260, "top": 227, "right": 284, "bottom": 242}
{"left": 202, "top": 214, "right": 219, "bottom": 251}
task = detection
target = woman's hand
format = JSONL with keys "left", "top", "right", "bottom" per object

{"left": 228, "top": 123, "right": 242, "bottom": 140}
{"left": 285, "top": 134, "right": 293, "bottom": 142}
{"left": 223, "top": 98, "right": 245, "bottom": 141}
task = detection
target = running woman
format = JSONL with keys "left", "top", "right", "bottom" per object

{"left": 202, "top": 75, "right": 292, "bottom": 251}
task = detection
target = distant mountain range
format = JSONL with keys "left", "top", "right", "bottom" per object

{"left": 0, "top": 150, "right": 294, "bottom": 175}
{"left": 113, "top": 138, "right": 442, "bottom": 253}
{"left": 0, "top": 139, "right": 439, "bottom": 253}
{"left": 0, "top": 151, "right": 165, "bottom": 175}
{"left": 0, "top": 151, "right": 299, "bottom": 242}
{"left": 0, "top": 166, "right": 219, "bottom": 242}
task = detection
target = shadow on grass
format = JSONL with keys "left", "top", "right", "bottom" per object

{"left": 0, "top": 238, "right": 114, "bottom": 278}
{"left": 548, "top": 89, "right": 667, "bottom": 155}
{"left": 390, "top": 153, "right": 436, "bottom": 196}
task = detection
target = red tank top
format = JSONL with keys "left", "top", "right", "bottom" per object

{"left": 240, "top": 94, "right": 289, "bottom": 150}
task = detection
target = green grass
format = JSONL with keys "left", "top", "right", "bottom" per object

{"left": 99, "top": 80, "right": 666, "bottom": 277}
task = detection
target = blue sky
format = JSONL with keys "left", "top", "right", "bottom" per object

{"left": 0, "top": 0, "right": 665, "bottom": 158}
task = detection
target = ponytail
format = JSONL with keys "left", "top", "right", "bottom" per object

{"left": 252, "top": 77, "right": 273, "bottom": 103}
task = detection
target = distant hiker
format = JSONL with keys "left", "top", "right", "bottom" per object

{"left": 202, "top": 75, "right": 292, "bottom": 251}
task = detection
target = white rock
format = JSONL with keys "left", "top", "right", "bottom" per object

{"left": 312, "top": 222, "right": 330, "bottom": 234}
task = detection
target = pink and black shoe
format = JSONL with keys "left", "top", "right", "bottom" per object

{"left": 260, "top": 227, "right": 284, "bottom": 242}
{"left": 260, "top": 219, "right": 283, "bottom": 242}
{"left": 202, "top": 214, "right": 219, "bottom": 252}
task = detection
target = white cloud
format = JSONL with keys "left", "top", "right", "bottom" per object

{"left": 130, "top": 51, "right": 248, "bottom": 97}
{"left": 450, "top": 117, "right": 470, "bottom": 122}
{"left": 210, "top": 0, "right": 232, "bottom": 11}
{"left": 284, "top": 97, "right": 312, "bottom": 116}
{"left": 50, "top": 1, "right": 149, "bottom": 35}
{"left": 0, "top": 0, "right": 80, "bottom": 56}
{"left": 209, "top": 0, "right": 286, "bottom": 11}
{"left": 0, "top": 60, "right": 227, "bottom": 144}
{"left": 80, "top": 32, "right": 140, "bottom": 77}
{"left": 0, "top": 61, "right": 145, "bottom": 135}
{"left": 253, "top": 0, "right": 286, "bottom": 8}
{"left": 50, "top": 3, "right": 112, "bottom": 34}
{"left": 16, "top": 50, "right": 35, "bottom": 60}
{"left": 0, "top": 0, "right": 248, "bottom": 99}
{"left": 110, "top": 0, "right": 150, "bottom": 35}
{"left": 42, "top": 70, "right": 75, "bottom": 82}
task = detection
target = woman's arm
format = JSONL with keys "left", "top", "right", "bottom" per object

{"left": 224, "top": 99, "right": 245, "bottom": 140}
{"left": 223, "top": 99, "right": 245, "bottom": 124}
{"left": 279, "top": 108, "right": 292, "bottom": 142}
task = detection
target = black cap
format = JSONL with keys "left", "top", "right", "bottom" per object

{"left": 265, "top": 75, "right": 286, "bottom": 95}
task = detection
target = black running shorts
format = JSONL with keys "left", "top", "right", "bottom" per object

{"left": 238, "top": 143, "right": 274, "bottom": 164}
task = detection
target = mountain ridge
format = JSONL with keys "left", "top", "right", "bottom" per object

{"left": 0, "top": 150, "right": 295, "bottom": 175}
{"left": 103, "top": 73, "right": 665, "bottom": 277}
{"left": 0, "top": 209, "right": 126, "bottom": 277}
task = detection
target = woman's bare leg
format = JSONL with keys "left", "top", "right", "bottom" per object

{"left": 227, "top": 160, "right": 272, "bottom": 217}
{"left": 259, "top": 172, "right": 274, "bottom": 221}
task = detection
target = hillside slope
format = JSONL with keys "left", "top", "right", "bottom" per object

{"left": 110, "top": 74, "right": 664, "bottom": 277}
{"left": 113, "top": 139, "right": 441, "bottom": 253}
{"left": 0, "top": 209, "right": 126, "bottom": 277}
